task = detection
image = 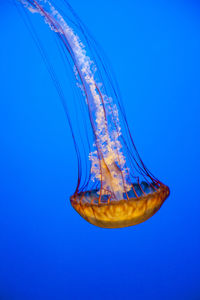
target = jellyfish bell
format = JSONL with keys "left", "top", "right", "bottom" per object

{"left": 18, "top": 0, "right": 170, "bottom": 228}
{"left": 71, "top": 145, "right": 169, "bottom": 228}
{"left": 70, "top": 184, "right": 170, "bottom": 229}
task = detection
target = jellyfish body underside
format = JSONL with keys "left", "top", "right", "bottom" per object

{"left": 70, "top": 184, "right": 170, "bottom": 228}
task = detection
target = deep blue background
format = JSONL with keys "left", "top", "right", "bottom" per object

{"left": 0, "top": 0, "right": 200, "bottom": 299}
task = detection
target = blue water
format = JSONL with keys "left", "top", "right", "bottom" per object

{"left": 0, "top": 0, "right": 200, "bottom": 299}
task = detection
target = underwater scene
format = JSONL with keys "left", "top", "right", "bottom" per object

{"left": 0, "top": 0, "right": 200, "bottom": 299}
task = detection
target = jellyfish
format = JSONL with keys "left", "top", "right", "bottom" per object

{"left": 16, "top": 0, "right": 170, "bottom": 228}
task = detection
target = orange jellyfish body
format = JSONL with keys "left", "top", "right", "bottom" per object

{"left": 71, "top": 184, "right": 170, "bottom": 228}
